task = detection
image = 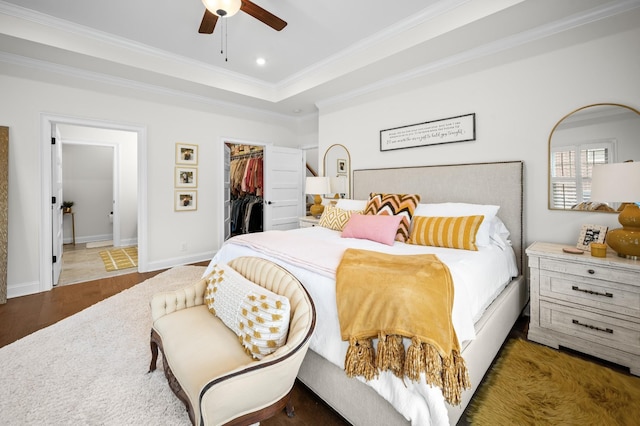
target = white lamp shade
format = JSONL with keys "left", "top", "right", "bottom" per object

{"left": 330, "top": 176, "right": 348, "bottom": 194}
{"left": 591, "top": 162, "right": 640, "bottom": 202}
{"left": 305, "top": 177, "right": 331, "bottom": 195}
{"left": 202, "top": 0, "right": 241, "bottom": 17}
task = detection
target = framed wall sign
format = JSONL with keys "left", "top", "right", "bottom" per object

{"left": 576, "top": 224, "right": 608, "bottom": 250}
{"left": 380, "top": 113, "right": 476, "bottom": 151}
{"left": 337, "top": 159, "right": 347, "bottom": 174}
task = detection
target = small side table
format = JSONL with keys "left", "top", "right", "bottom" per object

{"left": 299, "top": 216, "right": 320, "bottom": 228}
{"left": 64, "top": 211, "right": 76, "bottom": 245}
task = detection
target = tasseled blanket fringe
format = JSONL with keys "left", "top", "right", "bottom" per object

{"left": 344, "top": 333, "right": 471, "bottom": 406}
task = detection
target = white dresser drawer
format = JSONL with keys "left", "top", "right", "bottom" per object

{"left": 527, "top": 241, "right": 640, "bottom": 375}
{"left": 539, "top": 257, "right": 639, "bottom": 286}
{"left": 539, "top": 300, "right": 640, "bottom": 356}
{"left": 540, "top": 271, "right": 640, "bottom": 318}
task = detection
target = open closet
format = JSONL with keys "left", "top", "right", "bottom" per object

{"left": 228, "top": 143, "right": 264, "bottom": 236}
{"left": 220, "top": 140, "right": 306, "bottom": 245}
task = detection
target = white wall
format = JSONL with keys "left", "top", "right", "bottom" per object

{"left": 317, "top": 24, "right": 640, "bottom": 250}
{"left": 62, "top": 144, "right": 114, "bottom": 243}
{"left": 60, "top": 125, "right": 139, "bottom": 246}
{"left": 0, "top": 74, "right": 305, "bottom": 297}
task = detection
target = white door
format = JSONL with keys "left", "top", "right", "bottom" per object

{"left": 263, "top": 146, "right": 304, "bottom": 231}
{"left": 223, "top": 144, "right": 231, "bottom": 240}
{"left": 51, "top": 125, "right": 63, "bottom": 286}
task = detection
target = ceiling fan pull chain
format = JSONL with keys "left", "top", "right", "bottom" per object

{"left": 225, "top": 19, "right": 229, "bottom": 62}
{"left": 220, "top": 18, "right": 223, "bottom": 55}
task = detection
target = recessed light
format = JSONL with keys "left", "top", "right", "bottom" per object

{"left": 256, "top": 57, "right": 266, "bottom": 66}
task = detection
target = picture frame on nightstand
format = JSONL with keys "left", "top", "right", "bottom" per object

{"left": 576, "top": 224, "right": 608, "bottom": 251}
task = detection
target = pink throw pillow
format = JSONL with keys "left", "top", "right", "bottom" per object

{"left": 341, "top": 214, "right": 403, "bottom": 246}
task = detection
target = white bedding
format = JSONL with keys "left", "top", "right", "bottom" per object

{"left": 205, "top": 226, "right": 518, "bottom": 425}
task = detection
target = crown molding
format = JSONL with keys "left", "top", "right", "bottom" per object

{"left": 0, "top": 1, "right": 277, "bottom": 96}
{"left": 315, "top": 0, "right": 640, "bottom": 110}
{"left": 275, "top": 0, "right": 471, "bottom": 91}
{"left": 0, "top": 50, "right": 303, "bottom": 122}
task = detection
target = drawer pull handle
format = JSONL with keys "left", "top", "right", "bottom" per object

{"left": 587, "top": 269, "right": 595, "bottom": 274}
{"left": 571, "top": 285, "right": 613, "bottom": 298}
{"left": 572, "top": 319, "right": 613, "bottom": 334}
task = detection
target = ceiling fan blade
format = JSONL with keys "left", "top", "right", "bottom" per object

{"left": 240, "top": 0, "right": 287, "bottom": 31}
{"left": 198, "top": 10, "right": 218, "bottom": 34}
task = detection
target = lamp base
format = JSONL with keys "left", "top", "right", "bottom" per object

{"left": 309, "top": 194, "right": 324, "bottom": 218}
{"left": 607, "top": 228, "right": 640, "bottom": 260}
{"left": 606, "top": 204, "right": 640, "bottom": 260}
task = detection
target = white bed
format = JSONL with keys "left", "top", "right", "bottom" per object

{"left": 206, "top": 161, "right": 527, "bottom": 425}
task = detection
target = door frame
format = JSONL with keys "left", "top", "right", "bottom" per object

{"left": 218, "top": 137, "right": 269, "bottom": 248}
{"left": 39, "top": 113, "right": 148, "bottom": 292}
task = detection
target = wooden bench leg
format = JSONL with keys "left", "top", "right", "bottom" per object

{"left": 149, "top": 330, "right": 159, "bottom": 373}
{"left": 285, "top": 400, "right": 295, "bottom": 418}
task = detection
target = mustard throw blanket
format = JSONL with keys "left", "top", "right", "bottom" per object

{"left": 336, "top": 248, "right": 470, "bottom": 405}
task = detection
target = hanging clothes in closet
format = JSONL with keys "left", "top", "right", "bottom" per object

{"left": 229, "top": 148, "right": 264, "bottom": 236}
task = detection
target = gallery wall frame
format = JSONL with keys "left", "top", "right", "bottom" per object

{"left": 175, "top": 190, "right": 197, "bottom": 211}
{"left": 176, "top": 143, "right": 198, "bottom": 165}
{"left": 175, "top": 166, "right": 197, "bottom": 188}
{"left": 380, "top": 113, "right": 476, "bottom": 151}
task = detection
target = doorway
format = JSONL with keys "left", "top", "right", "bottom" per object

{"left": 57, "top": 134, "right": 139, "bottom": 286}
{"left": 219, "top": 138, "right": 305, "bottom": 248}
{"left": 40, "top": 114, "right": 147, "bottom": 293}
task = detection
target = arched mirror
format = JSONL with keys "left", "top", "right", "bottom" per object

{"left": 548, "top": 103, "right": 640, "bottom": 212}
{"left": 323, "top": 144, "right": 351, "bottom": 199}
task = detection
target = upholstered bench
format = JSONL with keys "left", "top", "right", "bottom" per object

{"left": 149, "top": 256, "right": 316, "bottom": 426}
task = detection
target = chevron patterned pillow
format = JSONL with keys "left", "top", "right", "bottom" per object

{"left": 319, "top": 204, "right": 362, "bottom": 231}
{"left": 364, "top": 193, "right": 421, "bottom": 242}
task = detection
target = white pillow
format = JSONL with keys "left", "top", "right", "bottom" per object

{"left": 413, "top": 203, "right": 500, "bottom": 247}
{"left": 204, "top": 262, "right": 291, "bottom": 360}
{"left": 335, "top": 199, "right": 368, "bottom": 211}
{"left": 489, "top": 216, "right": 511, "bottom": 249}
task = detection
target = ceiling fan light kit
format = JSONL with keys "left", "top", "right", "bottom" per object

{"left": 198, "top": 0, "right": 288, "bottom": 35}
{"left": 202, "top": 0, "right": 241, "bottom": 17}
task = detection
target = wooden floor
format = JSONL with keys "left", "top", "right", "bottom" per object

{"left": 0, "top": 268, "right": 168, "bottom": 348}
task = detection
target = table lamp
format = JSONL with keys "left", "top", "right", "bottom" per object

{"left": 330, "top": 175, "right": 348, "bottom": 199}
{"left": 590, "top": 161, "right": 640, "bottom": 259}
{"left": 306, "top": 176, "right": 330, "bottom": 217}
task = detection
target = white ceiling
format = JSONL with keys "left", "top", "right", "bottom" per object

{"left": 1, "top": 0, "right": 639, "bottom": 117}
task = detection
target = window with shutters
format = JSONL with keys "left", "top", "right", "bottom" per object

{"left": 550, "top": 139, "right": 616, "bottom": 209}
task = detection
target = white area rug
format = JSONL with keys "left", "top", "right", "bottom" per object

{"left": 0, "top": 265, "right": 206, "bottom": 425}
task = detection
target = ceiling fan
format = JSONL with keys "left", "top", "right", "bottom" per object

{"left": 199, "top": 0, "right": 287, "bottom": 34}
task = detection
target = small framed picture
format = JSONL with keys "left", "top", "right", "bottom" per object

{"left": 175, "top": 190, "right": 197, "bottom": 211}
{"left": 337, "top": 159, "right": 347, "bottom": 173}
{"left": 175, "top": 167, "right": 197, "bottom": 188}
{"left": 576, "top": 224, "right": 608, "bottom": 251}
{"left": 176, "top": 143, "right": 198, "bottom": 165}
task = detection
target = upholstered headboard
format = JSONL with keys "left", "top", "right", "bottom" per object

{"left": 353, "top": 161, "right": 524, "bottom": 274}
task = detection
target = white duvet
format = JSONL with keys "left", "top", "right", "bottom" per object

{"left": 205, "top": 226, "right": 518, "bottom": 426}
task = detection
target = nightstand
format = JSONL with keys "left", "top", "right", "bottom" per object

{"left": 298, "top": 216, "right": 320, "bottom": 228}
{"left": 526, "top": 241, "right": 640, "bottom": 375}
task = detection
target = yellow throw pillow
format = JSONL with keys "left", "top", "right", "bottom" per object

{"left": 204, "top": 263, "right": 291, "bottom": 360}
{"left": 319, "top": 204, "right": 362, "bottom": 231}
{"left": 408, "top": 215, "right": 484, "bottom": 251}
